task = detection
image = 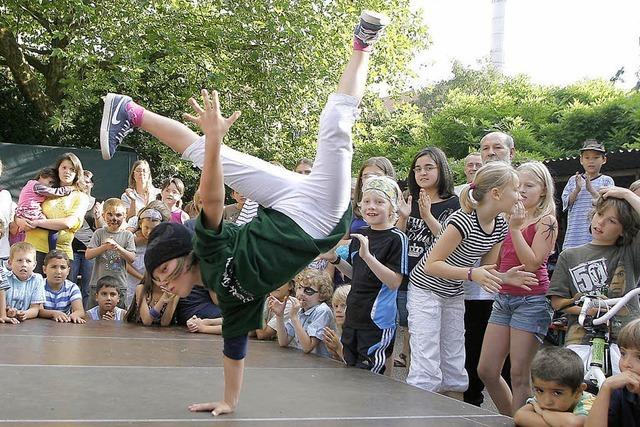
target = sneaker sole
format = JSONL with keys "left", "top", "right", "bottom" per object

{"left": 100, "top": 93, "right": 116, "bottom": 160}
{"left": 361, "top": 10, "right": 390, "bottom": 27}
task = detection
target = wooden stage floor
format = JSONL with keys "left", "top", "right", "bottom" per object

{"left": 0, "top": 320, "right": 512, "bottom": 426}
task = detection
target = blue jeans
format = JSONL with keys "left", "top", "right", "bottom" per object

{"left": 489, "top": 293, "right": 553, "bottom": 342}
{"left": 70, "top": 251, "right": 94, "bottom": 309}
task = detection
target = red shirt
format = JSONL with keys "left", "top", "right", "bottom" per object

{"left": 499, "top": 221, "right": 550, "bottom": 296}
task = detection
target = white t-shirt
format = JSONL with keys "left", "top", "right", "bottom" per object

{"left": 0, "top": 190, "right": 14, "bottom": 259}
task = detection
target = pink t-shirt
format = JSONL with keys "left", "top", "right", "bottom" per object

{"left": 499, "top": 221, "right": 550, "bottom": 296}
{"left": 170, "top": 209, "right": 186, "bottom": 224}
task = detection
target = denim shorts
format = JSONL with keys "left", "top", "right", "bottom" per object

{"left": 396, "top": 290, "right": 408, "bottom": 327}
{"left": 488, "top": 293, "right": 553, "bottom": 342}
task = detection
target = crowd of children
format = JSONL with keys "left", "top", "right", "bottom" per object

{"left": 1, "top": 10, "right": 640, "bottom": 425}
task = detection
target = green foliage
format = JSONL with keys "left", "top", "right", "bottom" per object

{"left": 3, "top": 2, "right": 640, "bottom": 200}
{"left": 1, "top": 0, "right": 426, "bottom": 198}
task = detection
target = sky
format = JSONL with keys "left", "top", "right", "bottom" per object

{"left": 410, "top": 0, "right": 640, "bottom": 89}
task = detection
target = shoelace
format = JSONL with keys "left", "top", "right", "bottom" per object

{"left": 115, "top": 120, "right": 133, "bottom": 143}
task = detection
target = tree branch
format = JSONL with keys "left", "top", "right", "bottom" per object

{"left": 23, "top": 51, "right": 48, "bottom": 74}
{"left": 18, "top": 5, "right": 52, "bottom": 34}
{"left": 0, "top": 26, "right": 53, "bottom": 117}
{"left": 23, "top": 45, "right": 53, "bottom": 55}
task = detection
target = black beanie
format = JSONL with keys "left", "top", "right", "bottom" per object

{"left": 144, "top": 222, "right": 194, "bottom": 275}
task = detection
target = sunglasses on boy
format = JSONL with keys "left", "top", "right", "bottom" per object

{"left": 300, "top": 286, "right": 319, "bottom": 296}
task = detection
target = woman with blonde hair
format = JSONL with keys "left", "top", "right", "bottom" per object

{"left": 477, "top": 161, "right": 558, "bottom": 416}
{"left": 121, "top": 160, "right": 161, "bottom": 220}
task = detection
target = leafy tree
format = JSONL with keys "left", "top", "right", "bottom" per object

{"left": 0, "top": 0, "right": 427, "bottom": 197}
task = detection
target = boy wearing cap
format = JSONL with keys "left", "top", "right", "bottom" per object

{"left": 99, "top": 11, "right": 388, "bottom": 416}
{"left": 561, "top": 139, "right": 614, "bottom": 250}
{"left": 325, "top": 175, "right": 409, "bottom": 374}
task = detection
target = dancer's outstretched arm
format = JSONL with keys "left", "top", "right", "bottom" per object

{"left": 184, "top": 89, "right": 243, "bottom": 416}
{"left": 184, "top": 89, "right": 241, "bottom": 231}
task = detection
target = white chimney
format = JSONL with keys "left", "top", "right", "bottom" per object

{"left": 490, "top": 0, "right": 507, "bottom": 71}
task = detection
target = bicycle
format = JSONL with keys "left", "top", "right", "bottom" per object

{"left": 575, "top": 286, "right": 640, "bottom": 393}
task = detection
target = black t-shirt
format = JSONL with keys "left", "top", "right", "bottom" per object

{"left": 345, "top": 226, "right": 409, "bottom": 330}
{"left": 608, "top": 387, "right": 640, "bottom": 427}
{"left": 404, "top": 195, "right": 459, "bottom": 290}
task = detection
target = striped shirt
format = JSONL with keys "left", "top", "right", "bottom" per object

{"left": 43, "top": 280, "right": 82, "bottom": 314}
{"left": 409, "top": 209, "right": 508, "bottom": 298}
{"left": 0, "top": 266, "right": 9, "bottom": 291}
{"left": 235, "top": 199, "right": 259, "bottom": 225}
{"left": 561, "top": 174, "right": 614, "bottom": 250}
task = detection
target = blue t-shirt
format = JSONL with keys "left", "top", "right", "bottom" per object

{"left": 44, "top": 279, "right": 82, "bottom": 314}
{"left": 6, "top": 273, "right": 45, "bottom": 310}
{"left": 284, "top": 302, "right": 335, "bottom": 358}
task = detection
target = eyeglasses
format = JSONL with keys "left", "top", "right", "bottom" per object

{"left": 300, "top": 286, "right": 319, "bottom": 296}
{"left": 413, "top": 165, "right": 437, "bottom": 174}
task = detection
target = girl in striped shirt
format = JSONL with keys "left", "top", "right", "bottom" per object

{"left": 407, "top": 162, "right": 538, "bottom": 399}
{"left": 477, "top": 162, "right": 558, "bottom": 416}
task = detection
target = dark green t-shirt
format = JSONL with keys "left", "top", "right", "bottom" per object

{"left": 194, "top": 207, "right": 350, "bottom": 338}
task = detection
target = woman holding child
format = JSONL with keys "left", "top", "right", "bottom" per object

{"left": 17, "top": 153, "right": 89, "bottom": 273}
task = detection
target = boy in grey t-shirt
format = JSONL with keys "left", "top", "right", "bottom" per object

{"left": 549, "top": 187, "right": 640, "bottom": 375}
{"left": 85, "top": 198, "right": 135, "bottom": 307}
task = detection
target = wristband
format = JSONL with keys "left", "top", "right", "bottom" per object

{"left": 330, "top": 255, "right": 341, "bottom": 265}
{"left": 149, "top": 307, "right": 162, "bottom": 319}
{"left": 467, "top": 267, "right": 474, "bottom": 282}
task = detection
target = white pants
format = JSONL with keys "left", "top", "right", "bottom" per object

{"left": 182, "top": 93, "right": 357, "bottom": 239}
{"left": 567, "top": 343, "right": 622, "bottom": 376}
{"left": 407, "top": 285, "right": 468, "bottom": 393}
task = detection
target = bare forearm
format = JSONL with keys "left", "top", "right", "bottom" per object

{"left": 423, "top": 213, "right": 442, "bottom": 237}
{"left": 200, "top": 134, "right": 225, "bottom": 229}
{"left": 160, "top": 299, "right": 179, "bottom": 326}
{"left": 254, "top": 326, "right": 276, "bottom": 340}
{"left": 513, "top": 409, "right": 549, "bottom": 427}
{"left": 24, "top": 306, "right": 41, "bottom": 319}
{"left": 126, "top": 263, "right": 144, "bottom": 281}
{"left": 274, "top": 316, "right": 290, "bottom": 347}
{"left": 35, "top": 217, "right": 75, "bottom": 230}
{"left": 541, "top": 410, "right": 585, "bottom": 427}
{"left": 126, "top": 201, "right": 137, "bottom": 220}
{"left": 585, "top": 386, "right": 612, "bottom": 427}
{"left": 361, "top": 255, "right": 402, "bottom": 289}
{"left": 568, "top": 189, "right": 580, "bottom": 207}
{"left": 198, "top": 324, "right": 222, "bottom": 334}
{"left": 222, "top": 355, "right": 244, "bottom": 410}
{"left": 510, "top": 229, "right": 540, "bottom": 271}
{"left": 119, "top": 248, "right": 136, "bottom": 264}
{"left": 291, "top": 317, "right": 314, "bottom": 352}
{"left": 334, "top": 259, "right": 353, "bottom": 279}
{"left": 395, "top": 215, "right": 408, "bottom": 232}
{"left": 38, "top": 308, "right": 59, "bottom": 319}
{"left": 85, "top": 246, "right": 107, "bottom": 260}
{"left": 425, "top": 260, "right": 468, "bottom": 281}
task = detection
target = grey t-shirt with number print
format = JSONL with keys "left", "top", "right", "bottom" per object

{"left": 548, "top": 235, "right": 640, "bottom": 346}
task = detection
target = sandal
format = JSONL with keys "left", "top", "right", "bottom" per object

{"left": 393, "top": 353, "right": 407, "bottom": 367}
